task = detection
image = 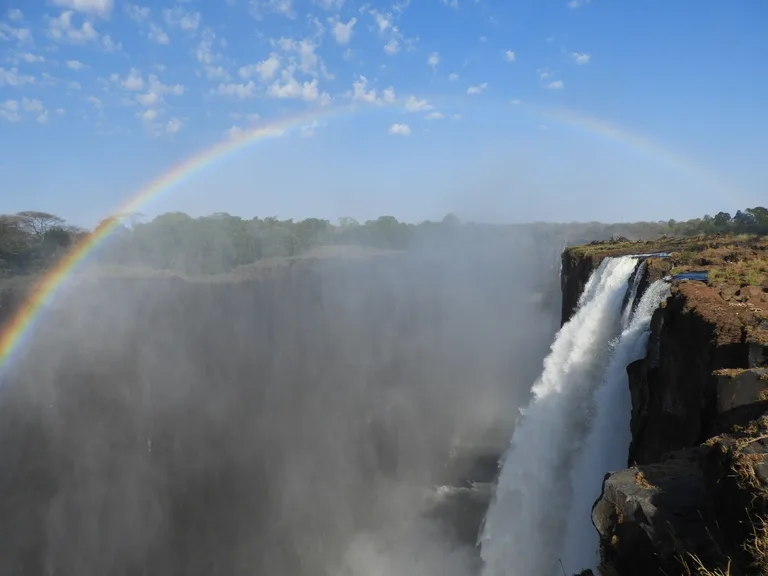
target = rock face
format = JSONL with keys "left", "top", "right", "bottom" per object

{"left": 563, "top": 235, "right": 768, "bottom": 576}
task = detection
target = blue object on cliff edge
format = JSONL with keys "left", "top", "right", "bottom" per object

{"left": 664, "top": 270, "right": 710, "bottom": 284}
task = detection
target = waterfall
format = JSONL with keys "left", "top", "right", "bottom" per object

{"left": 621, "top": 260, "right": 647, "bottom": 328}
{"left": 560, "top": 278, "right": 670, "bottom": 574}
{"left": 479, "top": 256, "right": 639, "bottom": 576}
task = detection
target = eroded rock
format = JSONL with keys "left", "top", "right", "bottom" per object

{"left": 592, "top": 449, "right": 727, "bottom": 576}
{"left": 714, "top": 368, "right": 768, "bottom": 431}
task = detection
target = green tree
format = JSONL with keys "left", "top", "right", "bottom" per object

{"left": 713, "top": 212, "right": 731, "bottom": 227}
{"left": 16, "top": 211, "right": 65, "bottom": 237}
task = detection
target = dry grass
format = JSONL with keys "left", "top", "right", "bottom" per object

{"left": 570, "top": 234, "right": 768, "bottom": 290}
{"left": 633, "top": 470, "right": 657, "bottom": 490}
{"left": 677, "top": 552, "right": 732, "bottom": 576}
{"left": 741, "top": 514, "right": 768, "bottom": 573}
{"left": 732, "top": 452, "right": 768, "bottom": 492}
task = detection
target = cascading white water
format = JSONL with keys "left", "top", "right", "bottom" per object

{"left": 620, "top": 260, "right": 647, "bottom": 328}
{"left": 479, "top": 256, "right": 639, "bottom": 576}
{"left": 559, "top": 278, "right": 671, "bottom": 574}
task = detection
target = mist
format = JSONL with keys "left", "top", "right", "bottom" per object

{"left": 0, "top": 229, "right": 563, "bottom": 576}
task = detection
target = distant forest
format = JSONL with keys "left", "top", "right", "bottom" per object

{"left": 1, "top": 207, "right": 767, "bottom": 277}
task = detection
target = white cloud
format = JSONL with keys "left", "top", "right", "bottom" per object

{"left": 86, "top": 95, "right": 103, "bottom": 108}
{"left": 2, "top": 97, "right": 50, "bottom": 124}
{"left": 382, "top": 86, "right": 396, "bottom": 104}
{"left": 451, "top": 113, "right": 461, "bottom": 120}
{"left": 20, "top": 53, "right": 45, "bottom": 63}
{"left": 441, "top": 0, "right": 458, "bottom": 7}
{"left": 384, "top": 37, "right": 400, "bottom": 55}
{"left": 121, "top": 68, "right": 144, "bottom": 90}
{"left": 427, "top": 52, "right": 439, "bottom": 68}
{"left": 0, "top": 22, "right": 33, "bottom": 44}
{"left": 165, "top": 117, "right": 183, "bottom": 134}
{"left": 331, "top": 16, "right": 356, "bottom": 45}
{"left": 370, "top": 9, "right": 391, "bottom": 34}
{"left": 467, "top": 82, "right": 487, "bottom": 95}
{"left": 67, "top": 80, "right": 82, "bottom": 90}
{"left": 547, "top": 80, "right": 564, "bottom": 89}
{"left": 125, "top": 4, "right": 150, "bottom": 22}
{"left": 135, "top": 93, "right": 158, "bottom": 106}
{"left": 195, "top": 27, "right": 230, "bottom": 81}
{"left": 273, "top": 37, "right": 320, "bottom": 75}
{"left": 510, "top": 98, "right": 522, "bottom": 105}
{"left": 224, "top": 114, "right": 265, "bottom": 140}
{"left": 250, "top": 0, "right": 294, "bottom": 19}
{"left": 136, "top": 108, "right": 157, "bottom": 121}
{"left": 163, "top": 7, "right": 201, "bottom": 31}
{"left": 448, "top": 72, "right": 458, "bottom": 81}
{"left": 567, "top": 0, "right": 591, "bottom": 8}
{"left": 312, "top": 0, "right": 344, "bottom": 8}
{"left": 301, "top": 119, "right": 320, "bottom": 138}
{"left": 350, "top": 75, "right": 395, "bottom": 105}
{"left": 0, "top": 67, "right": 34, "bottom": 87}
{"left": 504, "top": 50, "right": 516, "bottom": 62}
{"left": 571, "top": 52, "right": 591, "bottom": 64}
{"left": 425, "top": 111, "right": 444, "bottom": 120}
{"left": 388, "top": 123, "right": 410, "bottom": 136}
{"left": 135, "top": 74, "right": 184, "bottom": 106}
{"left": 404, "top": 95, "right": 432, "bottom": 112}
{"left": 215, "top": 80, "right": 256, "bottom": 99}
{"left": 148, "top": 23, "right": 169, "bottom": 44}
{"left": 266, "top": 70, "right": 330, "bottom": 104}
{"left": 39, "top": 72, "right": 56, "bottom": 85}
{"left": 51, "top": 0, "right": 113, "bottom": 17}
{"left": 55, "top": 108, "right": 65, "bottom": 115}
{"left": 46, "top": 11, "right": 98, "bottom": 44}
{"left": 0, "top": 99, "right": 21, "bottom": 122}
{"left": 239, "top": 53, "right": 280, "bottom": 81}
{"left": 195, "top": 29, "right": 217, "bottom": 64}
{"left": 368, "top": 9, "right": 414, "bottom": 56}
{"left": 66, "top": 59, "right": 86, "bottom": 70}
{"left": 7, "top": 9, "right": 23, "bottom": 21}
{"left": 101, "top": 34, "right": 121, "bottom": 52}
{"left": 225, "top": 125, "right": 246, "bottom": 139}
{"left": 180, "top": 12, "right": 200, "bottom": 30}
{"left": 21, "top": 97, "right": 44, "bottom": 113}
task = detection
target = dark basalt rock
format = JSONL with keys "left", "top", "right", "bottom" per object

{"left": 592, "top": 449, "right": 728, "bottom": 576}
{"left": 563, "top": 237, "right": 768, "bottom": 576}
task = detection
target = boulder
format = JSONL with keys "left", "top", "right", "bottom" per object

{"left": 592, "top": 448, "right": 727, "bottom": 576}
{"left": 704, "top": 419, "right": 768, "bottom": 574}
{"left": 713, "top": 368, "right": 768, "bottom": 431}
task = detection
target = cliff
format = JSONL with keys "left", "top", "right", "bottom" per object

{"left": 562, "top": 235, "right": 768, "bottom": 575}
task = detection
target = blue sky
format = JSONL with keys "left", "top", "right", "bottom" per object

{"left": 0, "top": 0, "right": 766, "bottom": 227}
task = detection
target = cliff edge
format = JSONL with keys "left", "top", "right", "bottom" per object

{"left": 563, "top": 235, "right": 768, "bottom": 575}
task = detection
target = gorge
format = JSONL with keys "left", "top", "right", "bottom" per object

{"left": 0, "top": 232, "right": 766, "bottom": 575}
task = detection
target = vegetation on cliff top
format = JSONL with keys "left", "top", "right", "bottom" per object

{"left": 2, "top": 206, "right": 767, "bottom": 280}
{"left": 567, "top": 234, "right": 768, "bottom": 296}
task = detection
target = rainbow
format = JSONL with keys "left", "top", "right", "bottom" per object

{"left": 0, "top": 104, "right": 347, "bottom": 374}
{"left": 521, "top": 103, "right": 729, "bottom": 194}
{"left": 0, "top": 99, "right": 726, "bottom": 375}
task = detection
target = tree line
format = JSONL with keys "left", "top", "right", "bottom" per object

{"left": 1, "top": 207, "right": 766, "bottom": 277}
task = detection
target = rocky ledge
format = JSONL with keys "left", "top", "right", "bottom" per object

{"left": 563, "top": 235, "right": 768, "bottom": 575}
